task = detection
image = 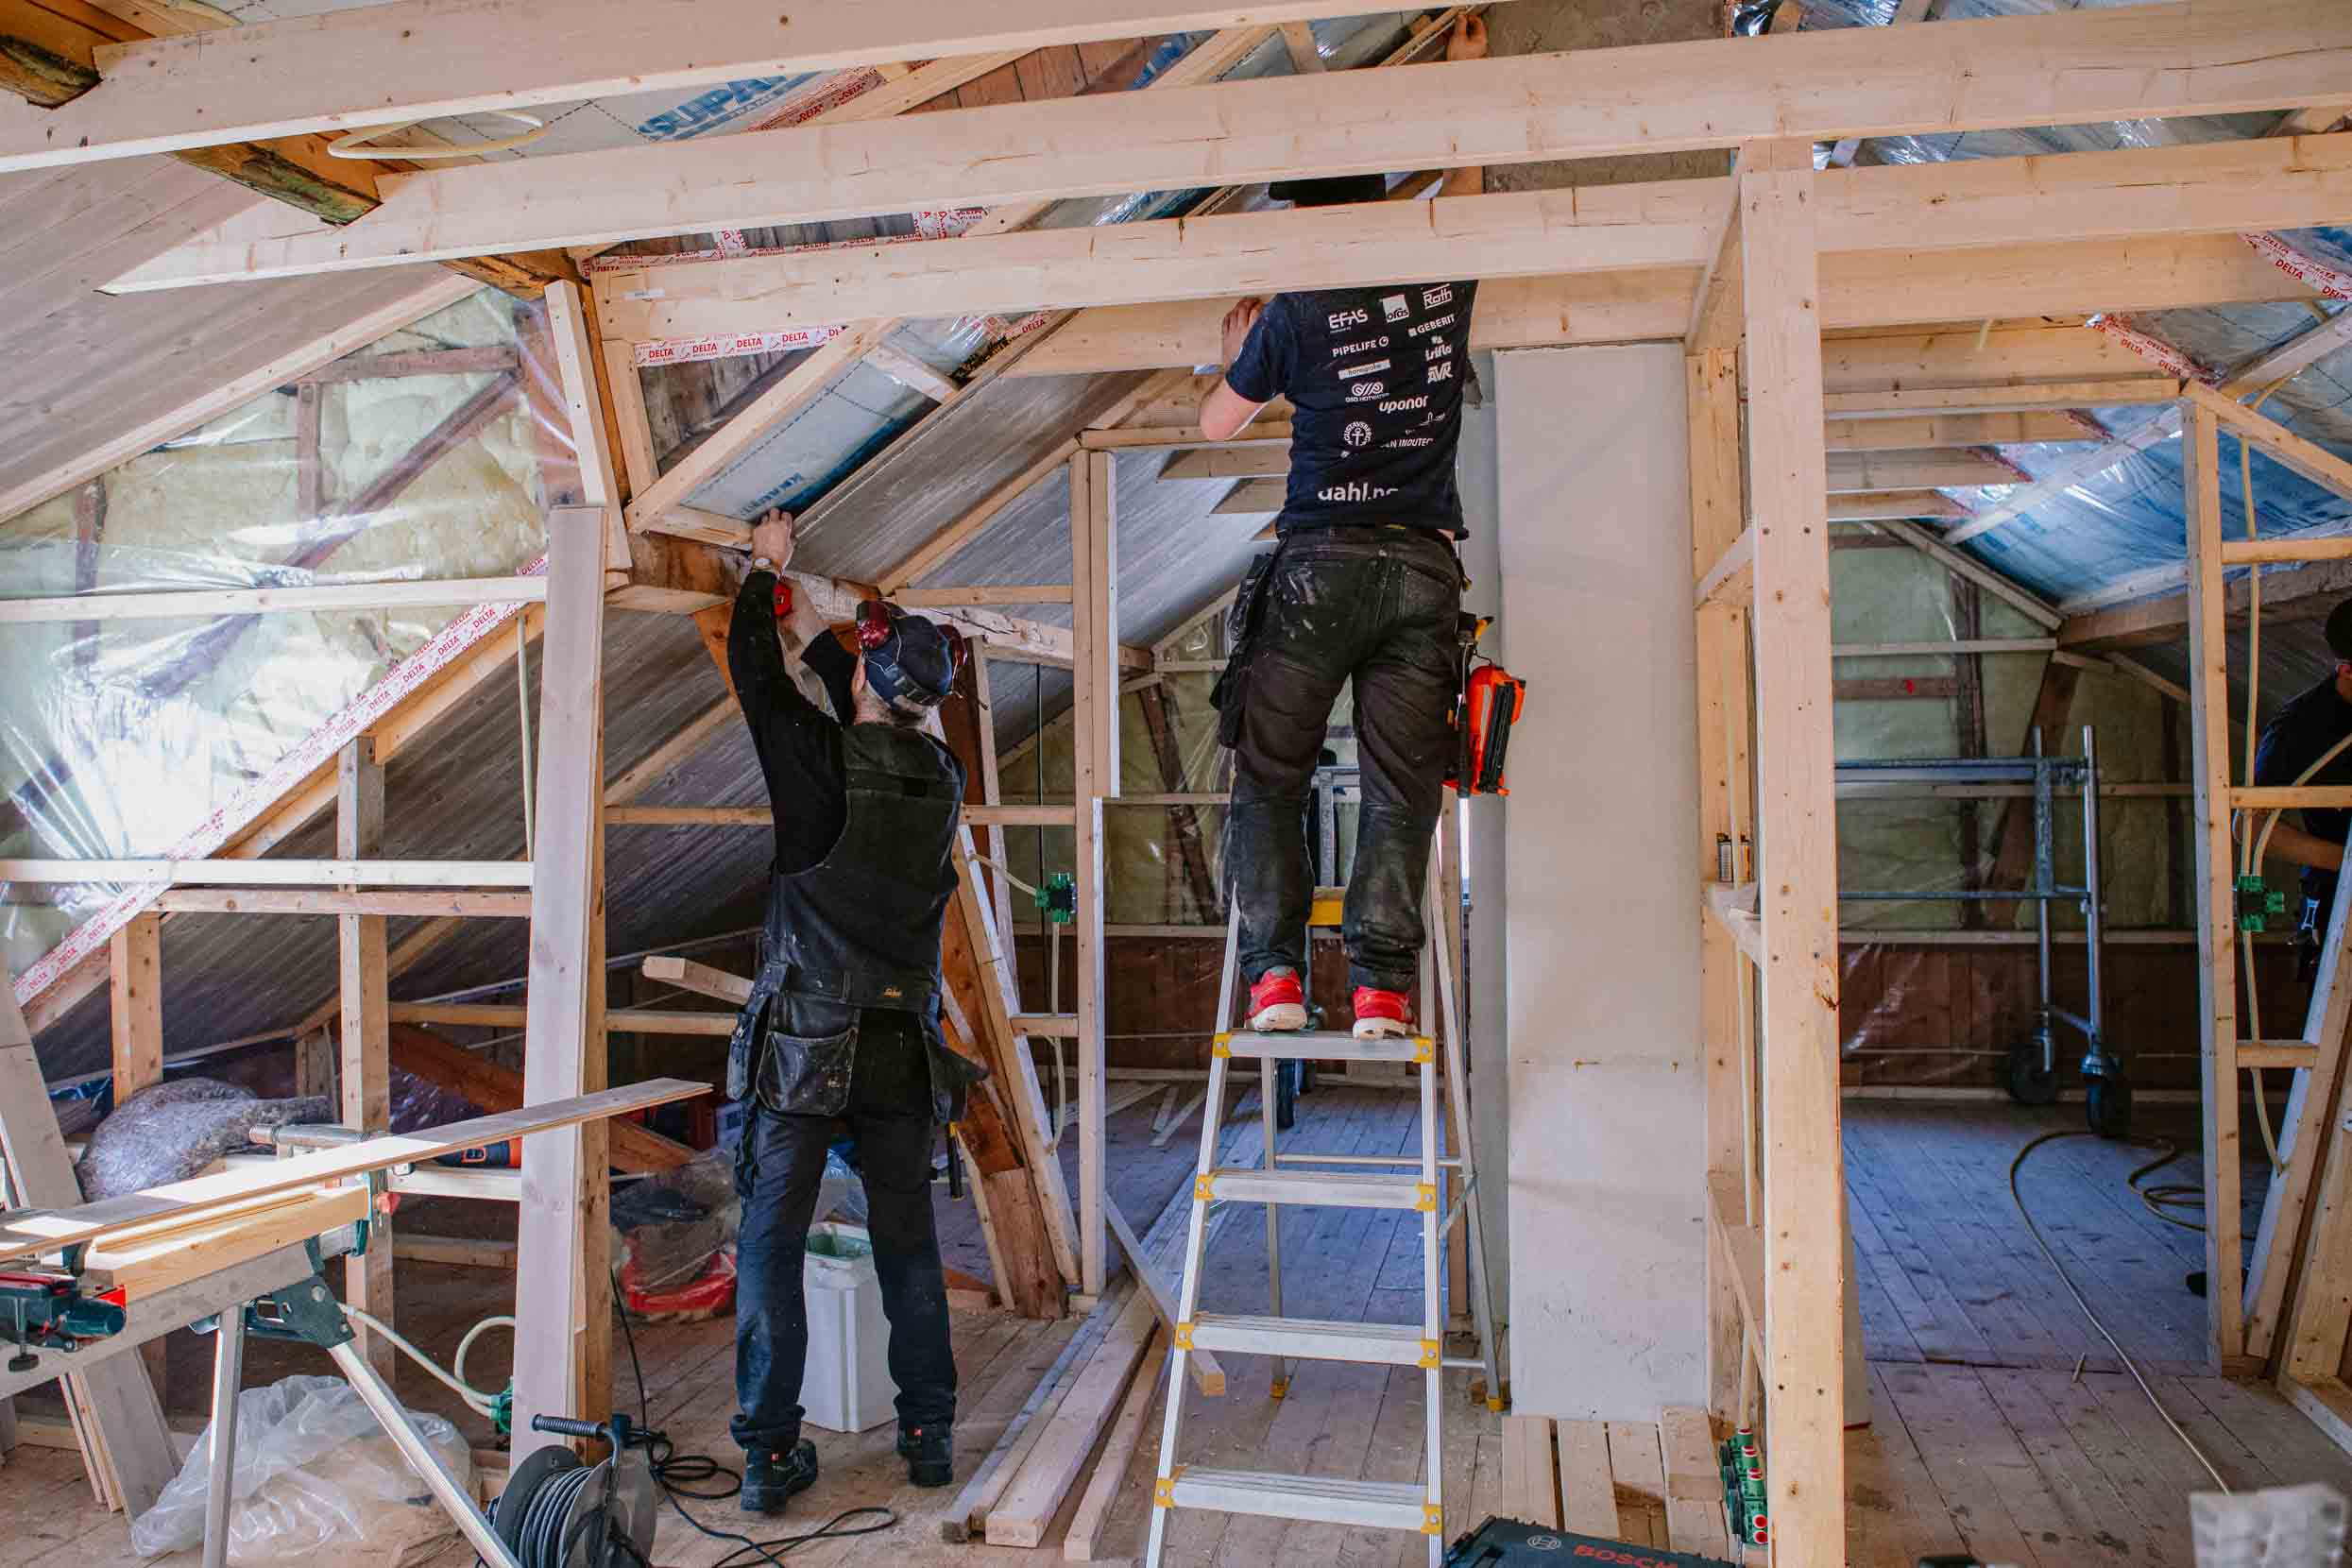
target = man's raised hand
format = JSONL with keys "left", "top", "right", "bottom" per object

{"left": 749, "top": 508, "right": 795, "bottom": 571}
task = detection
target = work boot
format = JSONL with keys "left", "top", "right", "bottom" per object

{"left": 740, "top": 1440, "right": 818, "bottom": 1514}
{"left": 1247, "top": 968, "right": 1308, "bottom": 1031}
{"left": 897, "top": 1423, "right": 954, "bottom": 1488}
{"left": 1350, "top": 986, "right": 1413, "bottom": 1040}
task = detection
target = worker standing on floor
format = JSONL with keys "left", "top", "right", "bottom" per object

{"left": 721, "top": 508, "right": 979, "bottom": 1512}
{"left": 2246, "top": 599, "right": 2352, "bottom": 982}
{"left": 1199, "top": 14, "right": 1488, "bottom": 1039}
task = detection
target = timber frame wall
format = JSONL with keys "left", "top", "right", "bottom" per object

{"left": 6, "top": 2, "right": 2352, "bottom": 1559}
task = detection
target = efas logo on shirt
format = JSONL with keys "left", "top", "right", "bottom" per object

{"left": 1328, "top": 307, "right": 1371, "bottom": 332}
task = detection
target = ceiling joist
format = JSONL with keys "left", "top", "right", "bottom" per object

{"left": 87, "top": 0, "right": 2352, "bottom": 288}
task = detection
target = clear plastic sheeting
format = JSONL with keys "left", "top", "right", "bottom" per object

{"left": 0, "top": 287, "right": 561, "bottom": 989}
{"left": 129, "top": 1373, "right": 474, "bottom": 1565}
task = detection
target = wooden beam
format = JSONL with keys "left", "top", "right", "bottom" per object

{"left": 1827, "top": 378, "right": 2180, "bottom": 418}
{"left": 0, "top": 1080, "right": 707, "bottom": 1269}
{"left": 91, "top": 8, "right": 2352, "bottom": 281}
{"left": 2183, "top": 401, "right": 2245, "bottom": 1372}
{"left": 511, "top": 494, "right": 611, "bottom": 1446}
{"left": 0, "top": 576, "right": 549, "bottom": 623}
{"left": 1159, "top": 446, "right": 1290, "bottom": 482}
{"left": 0, "top": 858, "right": 533, "bottom": 886}
{"left": 1010, "top": 233, "right": 2301, "bottom": 376}
{"left": 1826, "top": 492, "right": 1969, "bottom": 522}
{"left": 13, "top": 0, "right": 1418, "bottom": 169}
{"left": 593, "top": 136, "right": 2352, "bottom": 341}
{"left": 1740, "top": 138, "right": 1844, "bottom": 1562}
{"left": 1824, "top": 448, "right": 2020, "bottom": 494}
{"left": 145, "top": 888, "right": 532, "bottom": 915}
{"left": 390, "top": 1024, "right": 693, "bottom": 1173}
{"left": 1072, "top": 450, "right": 1116, "bottom": 1299}
{"left": 1823, "top": 412, "right": 2095, "bottom": 452}
{"left": 2187, "top": 380, "right": 2352, "bottom": 504}
{"left": 107, "top": 912, "right": 162, "bottom": 1102}
{"left": 335, "top": 735, "right": 396, "bottom": 1379}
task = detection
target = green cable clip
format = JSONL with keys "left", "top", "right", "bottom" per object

{"left": 491, "top": 1381, "right": 514, "bottom": 1436}
{"left": 1034, "top": 872, "right": 1077, "bottom": 926}
{"left": 2236, "top": 874, "right": 2290, "bottom": 932}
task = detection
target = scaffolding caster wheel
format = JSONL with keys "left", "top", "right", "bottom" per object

{"left": 2085, "top": 1074, "right": 2132, "bottom": 1140}
{"left": 2005, "top": 1039, "right": 2058, "bottom": 1107}
{"left": 1274, "top": 1060, "right": 1301, "bottom": 1131}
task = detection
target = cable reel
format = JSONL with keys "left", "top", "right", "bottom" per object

{"left": 493, "top": 1415, "right": 659, "bottom": 1568}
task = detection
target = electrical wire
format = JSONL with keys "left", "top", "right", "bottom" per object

{"left": 607, "top": 1278, "right": 896, "bottom": 1565}
{"left": 2009, "top": 1131, "right": 2231, "bottom": 1492}
{"left": 343, "top": 1305, "right": 511, "bottom": 1418}
{"left": 2123, "top": 1142, "right": 2207, "bottom": 1232}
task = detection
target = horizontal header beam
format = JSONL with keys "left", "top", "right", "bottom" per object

{"left": 587, "top": 135, "right": 2352, "bottom": 339}
{"left": 2, "top": 0, "right": 1400, "bottom": 170}
{"left": 0, "top": 576, "right": 547, "bottom": 622}
{"left": 94, "top": 1, "right": 2352, "bottom": 285}
{"left": 0, "top": 858, "right": 537, "bottom": 886}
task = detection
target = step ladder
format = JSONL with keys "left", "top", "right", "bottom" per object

{"left": 1144, "top": 838, "right": 1501, "bottom": 1567}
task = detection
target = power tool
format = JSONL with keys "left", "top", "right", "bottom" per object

{"left": 0, "top": 1268, "right": 126, "bottom": 1371}
{"left": 1447, "top": 615, "right": 1526, "bottom": 798}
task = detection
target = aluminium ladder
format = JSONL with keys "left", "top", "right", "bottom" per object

{"left": 1144, "top": 837, "right": 1501, "bottom": 1566}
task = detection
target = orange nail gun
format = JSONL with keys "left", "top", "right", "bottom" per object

{"left": 1447, "top": 615, "right": 1526, "bottom": 797}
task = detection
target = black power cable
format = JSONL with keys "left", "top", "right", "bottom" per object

{"left": 608, "top": 1272, "right": 897, "bottom": 1566}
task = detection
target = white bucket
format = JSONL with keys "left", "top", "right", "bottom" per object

{"left": 801, "top": 1222, "right": 898, "bottom": 1433}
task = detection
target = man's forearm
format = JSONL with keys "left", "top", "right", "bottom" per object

{"left": 2258, "top": 815, "right": 2347, "bottom": 873}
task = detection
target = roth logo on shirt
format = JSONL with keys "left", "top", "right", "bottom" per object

{"left": 1328, "top": 307, "right": 1371, "bottom": 331}
{"left": 1317, "top": 480, "right": 1399, "bottom": 503}
{"left": 1423, "top": 284, "right": 1454, "bottom": 309}
{"left": 1380, "top": 293, "right": 1410, "bottom": 323}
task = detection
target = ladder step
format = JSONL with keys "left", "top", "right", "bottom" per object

{"left": 1164, "top": 1468, "right": 1434, "bottom": 1533}
{"left": 1200, "top": 1167, "right": 1432, "bottom": 1211}
{"left": 1219, "top": 1030, "right": 1430, "bottom": 1064}
{"left": 1187, "top": 1313, "right": 1434, "bottom": 1367}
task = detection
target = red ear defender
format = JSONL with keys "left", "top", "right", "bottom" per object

{"left": 855, "top": 598, "right": 894, "bottom": 651}
{"left": 944, "top": 624, "right": 970, "bottom": 679}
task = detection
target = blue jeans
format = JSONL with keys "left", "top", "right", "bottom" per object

{"left": 730, "top": 1010, "right": 955, "bottom": 1453}
{"left": 1223, "top": 527, "right": 1461, "bottom": 993}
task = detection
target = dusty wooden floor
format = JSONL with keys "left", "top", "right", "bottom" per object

{"left": 6, "top": 1094, "right": 2351, "bottom": 1568}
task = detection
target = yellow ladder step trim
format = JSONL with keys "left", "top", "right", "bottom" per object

{"left": 1419, "top": 1338, "right": 1440, "bottom": 1369}
{"left": 1422, "top": 1503, "right": 1444, "bottom": 1535}
{"left": 1415, "top": 1183, "right": 1438, "bottom": 1212}
{"left": 1153, "top": 1469, "right": 1184, "bottom": 1508}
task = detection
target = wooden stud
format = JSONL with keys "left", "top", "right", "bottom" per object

{"left": 2184, "top": 401, "right": 2246, "bottom": 1372}
{"left": 1687, "top": 346, "right": 1751, "bottom": 1423}
{"left": 1070, "top": 450, "right": 1116, "bottom": 1298}
{"left": 1739, "top": 136, "right": 1845, "bottom": 1564}
{"left": 335, "top": 735, "right": 395, "bottom": 1378}
{"left": 509, "top": 485, "right": 612, "bottom": 1447}
{"left": 107, "top": 913, "right": 162, "bottom": 1104}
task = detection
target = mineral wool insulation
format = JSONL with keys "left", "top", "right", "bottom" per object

{"left": 0, "top": 288, "right": 555, "bottom": 982}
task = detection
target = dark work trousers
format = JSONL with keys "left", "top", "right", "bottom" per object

{"left": 1226, "top": 526, "right": 1461, "bottom": 993}
{"left": 730, "top": 1009, "right": 955, "bottom": 1454}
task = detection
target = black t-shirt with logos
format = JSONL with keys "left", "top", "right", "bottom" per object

{"left": 1224, "top": 281, "right": 1477, "bottom": 538}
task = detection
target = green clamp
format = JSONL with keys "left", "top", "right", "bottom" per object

{"left": 1034, "top": 872, "right": 1078, "bottom": 926}
{"left": 240, "top": 1274, "right": 357, "bottom": 1350}
{"left": 2236, "top": 874, "right": 2290, "bottom": 932}
{"left": 491, "top": 1382, "right": 514, "bottom": 1436}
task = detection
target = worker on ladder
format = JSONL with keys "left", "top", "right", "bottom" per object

{"left": 721, "top": 510, "right": 981, "bottom": 1513}
{"left": 1199, "top": 12, "right": 1488, "bottom": 1042}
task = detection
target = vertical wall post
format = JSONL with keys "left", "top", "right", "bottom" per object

{"left": 513, "top": 279, "right": 617, "bottom": 1443}
{"left": 336, "top": 735, "right": 395, "bottom": 1379}
{"left": 2185, "top": 401, "right": 2248, "bottom": 1372}
{"left": 1740, "top": 137, "right": 1846, "bottom": 1563}
{"left": 109, "top": 911, "right": 169, "bottom": 1397}
{"left": 1071, "top": 450, "right": 1118, "bottom": 1298}
{"left": 1686, "top": 348, "right": 1753, "bottom": 1423}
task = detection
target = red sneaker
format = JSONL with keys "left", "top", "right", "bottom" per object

{"left": 1247, "top": 969, "right": 1308, "bottom": 1031}
{"left": 1351, "top": 987, "right": 1413, "bottom": 1040}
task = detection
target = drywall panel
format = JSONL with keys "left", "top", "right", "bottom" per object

{"left": 1495, "top": 343, "right": 1705, "bottom": 1416}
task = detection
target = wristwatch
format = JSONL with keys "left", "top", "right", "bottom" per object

{"left": 751, "top": 555, "right": 776, "bottom": 573}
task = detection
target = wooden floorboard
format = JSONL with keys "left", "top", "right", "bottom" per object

{"left": 18, "top": 1095, "right": 2352, "bottom": 1568}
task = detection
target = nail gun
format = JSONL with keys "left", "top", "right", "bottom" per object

{"left": 1447, "top": 614, "right": 1526, "bottom": 798}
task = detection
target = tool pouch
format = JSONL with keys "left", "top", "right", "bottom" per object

{"left": 1212, "top": 546, "right": 1280, "bottom": 748}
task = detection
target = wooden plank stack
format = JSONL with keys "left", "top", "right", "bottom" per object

{"left": 1500, "top": 1406, "right": 1756, "bottom": 1565}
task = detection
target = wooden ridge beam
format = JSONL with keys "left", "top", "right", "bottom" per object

{"left": 10, "top": 0, "right": 1410, "bottom": 170}
{"left": 1824, "top": 447, "right": 2020, "bottom": 494}
{"left": 90, "top": 5, "right": 2352, "bottom": 284}
{"left": 583, "top": 135, "right": 2352, "bottom": 340}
